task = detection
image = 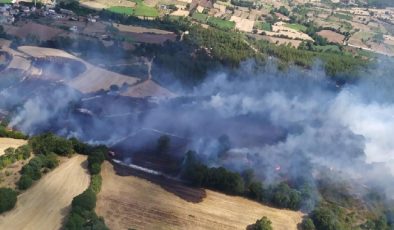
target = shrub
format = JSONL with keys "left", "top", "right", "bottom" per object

{"left": 18, "top": 175, "right": 33, "bottom": 190}
{"left": 0, "top": 188, "right": 17, "bottom": 213}
{"left": 44, "top": 153, "right": 59, "bottom": 169}
{"left": 269, "top": 182, "right": 302, "bottom": 210}
{"left": 90, "top": 175, "right": 102, "bottom": 194}
{"left": 301, "top": 217, "right": 316, "bottom": 230}
{"left": 15, "top": 144, "right": 31, "bottom": 160}
{"left": 89, "top": 163, "right": 101, "bottom": 175}
{"left": 250, "top": 216, "right": 273, "bottom": 230}
{"left": 311, "top": 206, "right": 344, "bottom": 230}
{"left": 72, "top": 189, "right": 96, "bottom": 211}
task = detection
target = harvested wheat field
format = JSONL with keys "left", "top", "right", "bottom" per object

{"left": 0, "top": 155, "right": 90, "bottom": 230}
{"left": 317, "top": 30, "right": 345, "bottom": 44}
{"left": 0, "top": 138, "right": 27, "bottom": 156}
{"left": 17, "top": 46, "right": 141, "bottom": 93}
{"left": 96, "top": 162, "right": 304, "bottom": 230}
{"left": 80, "top": 0, "right": 136, "bottom": 9}
{"left": 3, "top": 22, "right": 65, "bottom": 41}
{"left": 122, "top": 80, "right": 175, "bottom": 98}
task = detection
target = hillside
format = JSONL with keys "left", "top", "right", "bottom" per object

{"left": 96, "top": 162, "right": 304, "bottom": 230}
{"left": 0, "top": 155, "right": 90, "bottom": 230}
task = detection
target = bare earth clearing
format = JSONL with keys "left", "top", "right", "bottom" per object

{"left": 0, "top": 155, "right": 90, "bottom": 230}
{"left": 0, "top": 138, "right": 27, "bottom": 156}
{"left": 96, "top": 162, "right": 304, "bottom": 230}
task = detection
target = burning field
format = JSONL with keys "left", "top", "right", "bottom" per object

{"left": 96, "top": 161, "right": 303, "bottom": 230}
{"left": 2, "top": 39, "right": 394, "bottom": 229}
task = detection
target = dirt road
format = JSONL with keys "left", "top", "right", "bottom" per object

{"left": 0, "top": 155, "right": 90, "bottom": 230}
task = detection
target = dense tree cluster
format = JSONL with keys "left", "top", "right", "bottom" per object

{"left": 65, "top": 188, "right": 108, "bottom": 230}
{"left": 256, "top": 40, "right": 366, "bottom": 81}
{"left": 29, "top": 133, "right": 74, "bottom": 156}
{"left": 182, "top": 151, "right": 245, "bottom": 195}
{"left": 0, "top": 188, "right": 17, "bottom": 214}
{"left": 310, "top": 205, "right": 348, "bottom": 230}
{"left": 187, "top": 26, "right": 256, "bottom": 66}
{"left": 181, "top": 151, "right": 311, "bottom": 210}
{"left": 18, "top": 153, "right": 59, "bottom": 190}
{"left": 64, "top": 139, "right": 109, "bottom": 230}
{"left": 231, "top": 0, "right": 255, "bottom": 8}
{"left": 300, "top": 217, "right": 316, "bottom": 230}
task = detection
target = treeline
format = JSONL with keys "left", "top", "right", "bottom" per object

{"left": 0, "top": 129, "right": 109, "bottom": 227}
{"left": 181, "top": 150, "right": 394, "bottom": 230}
{"left": 181, "top": 151, "right": 312, "bottom": 211}
{"left": 366, "top": 0, "right": 394, "bottom": 8}
{"left": 301, "top": 203, "right": 394, "bottom": 230}
{"left": 64, "top": 139, "right": 108, "bottom": 230}
{"left": 136, "top": 25, "right": 257, "bottom": 85}
{"left": 0, "top": 125, "right": 28, "bottom": 140}
{"left": 256, "top": 40, "right": 367, "bottom": 81}
{"left": 17, "top": 153, "right": 59, "bottom": 190}
{"left": 16, "top": 133, "right": 75, "bottom": 190}
{"left": 231, "top": 0, "right": 255, "bottom": 8}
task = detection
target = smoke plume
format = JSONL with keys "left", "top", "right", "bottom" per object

{"left": 2, "top": 57, "right": 394, "bottom": 202}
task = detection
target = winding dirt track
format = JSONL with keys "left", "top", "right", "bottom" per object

{"left": 0, "top": 155, "right": 90, "bottom": 230}
{"left": 96, "top": 162, "right": 304, "bottom": 230}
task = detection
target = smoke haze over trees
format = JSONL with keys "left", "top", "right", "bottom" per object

{"left": 2, "top": 47, "right": 394, "bottom": 227}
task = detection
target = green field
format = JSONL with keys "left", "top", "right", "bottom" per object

{"left": 134, "top": 4, "right": 158, "bottom": 17}
{"left": 334, "top": 13, "right": 353, "bottom": 21}
{"left": 108, "top": 0, "right": 158, "bottom": 17}
{"left": 315, "top": 45, "right": 341, "bottom": 52}
{"left": 255, "top": 22, "right": 272, "bottom": 31}
{"left": 108, "top": 6, "right": 134, "bottom": 15}
{"left": 192, "top": 12, "right": 208, "bottom": 23}
{"left": 207, "top": 17, "right": 235, "bottom": 30}
{"left": 284, "top": 23, "right": 307, "bottom": 32}
{"left": 192, "top": 13, "right": 234, "bottom": 30}
{"left": 0, "top": 0, "right": 12, "bottom": 3}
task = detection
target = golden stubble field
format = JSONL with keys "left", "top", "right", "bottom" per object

{"left": 0, "top": 155, "right": 90, "bottom": 230}
{"left": 96, "top": 162, "right": 304, "bottom": 230}
{"left": 0, "top": 138, "right": 27, "bottom": 156}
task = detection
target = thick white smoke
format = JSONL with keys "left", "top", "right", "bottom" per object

{"left": 2, "top": 58, "right": 394, "bottom": 200}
